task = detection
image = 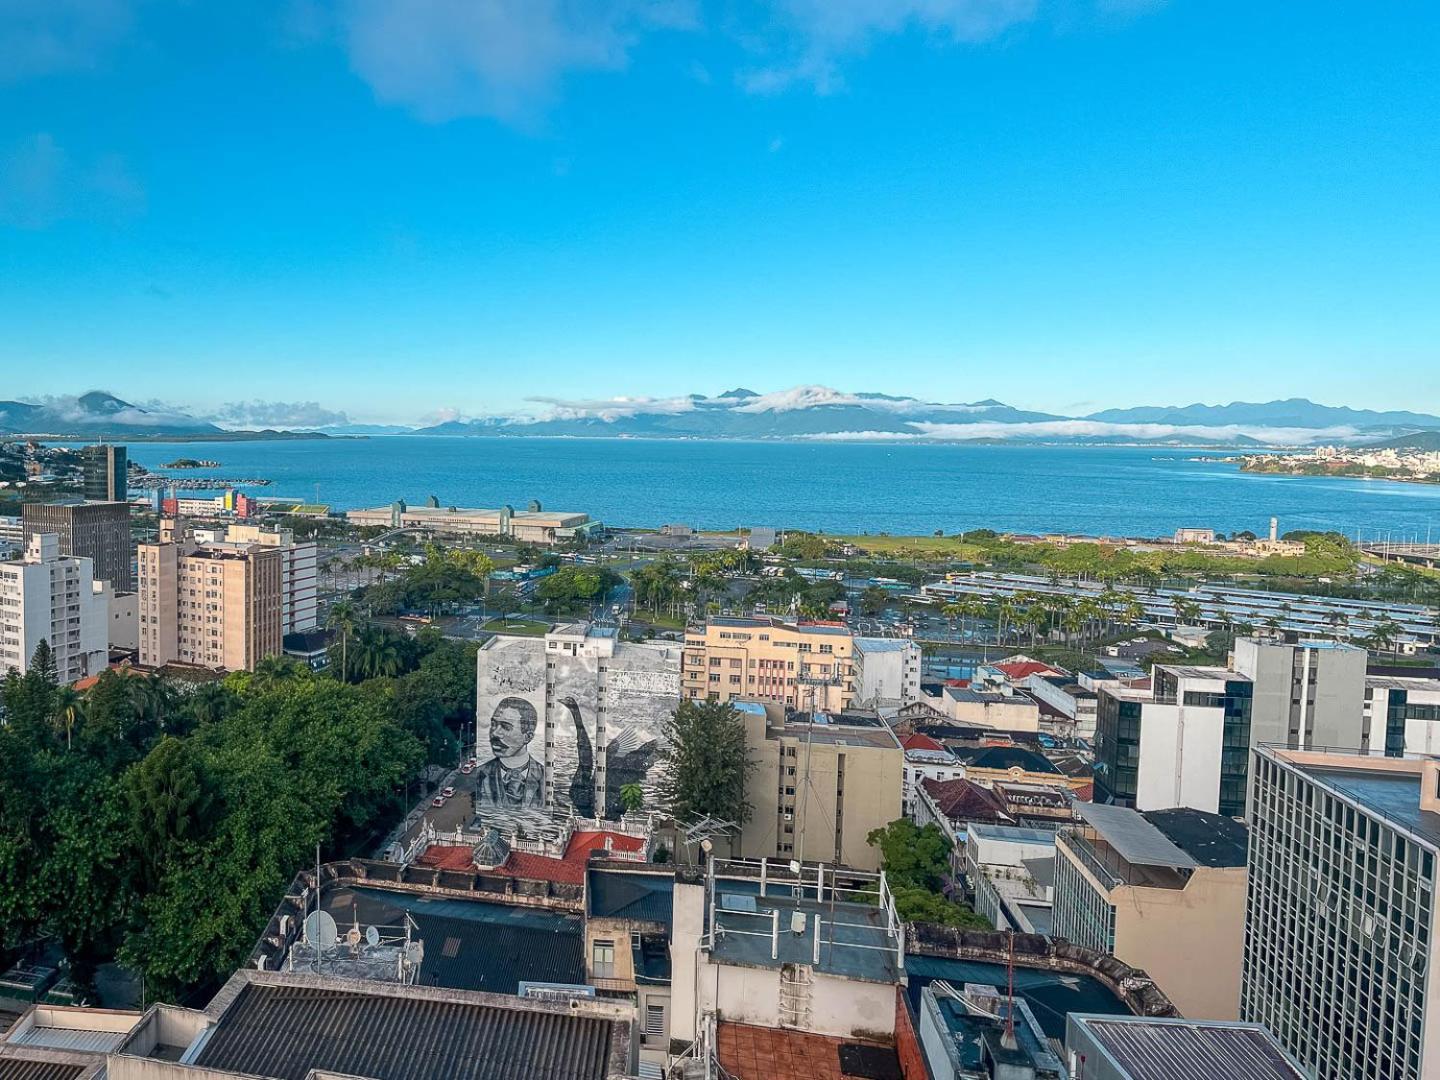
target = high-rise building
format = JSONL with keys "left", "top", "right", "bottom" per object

{"left": 732, "top": 700, "right": 903, "bottom": 870}
{"left": 1243, "top": 747, "right": 1440, "bottom": 1079}
{"left": 1094, "top": 638, "right": 1366, "bottom": 816}
{"left": 81, "top": 443, "right": 127, "bottom": 502}
{"left": 1051, "top": 802, "right": 1249, "bottom": 1020}
{"left": 1365, "top": 675, "right": 1440, "bottom": 756}
{"left": 681, "top": 617, "right": 858, "bottom": 711}
{"left": 0, "top": 533, "right": 108, "bottom": 684}
{"left": 136, "top": 534, "right": 283, "bottom": 671}
{"left": 21, "top": 500, "right": 134, "bottom": 591}
{"left": 197, "top": 523, "right": 317, "bottom": 633}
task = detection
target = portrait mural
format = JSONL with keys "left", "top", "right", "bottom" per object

{"left": 474, "top": 637, "right": 549, "bottom": 832}
{"left": 474, "top": 635, "right": 682, "bottom": 831}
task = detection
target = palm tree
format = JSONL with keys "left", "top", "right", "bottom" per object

{"left": 51, "top": 685, "right": 85, "bottom": 750}
{"left": 252, "top": 654, "right": 300, "bottom": 690}
{"left": 354, "top": 626, "right": 403, "bottom": 681}
{"left": 327, "top": 599, "right": 360, "bottom": 682}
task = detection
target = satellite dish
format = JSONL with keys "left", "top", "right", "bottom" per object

{"left": 365, "top": 925, "right": 381, "bottom": 947}
{"left": 789, "top": 860, "right": 802, "bottom": 874}
{"left": 302, "top": 910, "right": 338, "bottom": 947}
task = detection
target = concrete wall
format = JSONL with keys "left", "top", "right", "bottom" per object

{"left": 696, "top": 961, "right": 896, "bottom": 1040}
{"left": 1135, "top": 702, "right": 1224, "bottom": 814}
{"left": 1112, "top": 866, "right": 1248, "bottom": 1020}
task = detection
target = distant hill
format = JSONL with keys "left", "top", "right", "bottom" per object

{"left": 1087, "top": 398, "right": 1440, "bottom": 431}
{"left": 1366, "top": 431, "right": 1440, "bottom": 451}
{"left": 407, "top": 386, "right": 1440, "bottom": 445}
{"left": 0, "top": 392, "right": 223, "bottom": 437}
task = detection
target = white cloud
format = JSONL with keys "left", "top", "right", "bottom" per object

{"left": 208, "top": 400, "right": 352, "bottom": 429}
{"left": 738, "top": 0, "right": 1040, "bottom": 94}
{"left": 340, "top": 0, "right": 698, "bottom": 125}
{"left": 727, "top": 384, "right": 1009, "bottom": 415}
{"left": 526, "top": 394, "right": 699, "bottom": 421}
{"left": 0, "top": 0, "right": 133, "bottom": 84}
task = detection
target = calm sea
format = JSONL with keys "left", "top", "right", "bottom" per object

{"left": 126, "top": 438, "right": 1440, "bottom": 540}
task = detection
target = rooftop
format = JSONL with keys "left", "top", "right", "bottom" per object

{"left": 1283, "top": 752, "right": 1440, "bottom": 849}
{"left": 905, "top": 955, "right": 1129, "bottom": 1041}
{"left": 1074, "top": 803, "right": 1197, "bottom": 872}
{"left": 715, "top": 1022, "right": 900, "bottom": 1080}
{"left": 1143, "top": 808, "right": 1248, "bottom": 868}
{"left": 950, "top": 745, "right": 1061, "bottom": 775}
{"left": 586, "top": 868, "right": 674, "bottom": 926}
{"left": 707, "top": 862, "right": 903, "bottom": 985}
{"left": 320, "top": 885, "right": 585, "bottom": 995}
{"left": 1069, "top": 1015, "right": 1306, "bottom": 1080}
{"left": 191, "top": 974, "right": 629, "bottom": 1080}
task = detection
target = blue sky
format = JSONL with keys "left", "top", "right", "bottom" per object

{"left": 2, "top": 0, "right": 1438, "bottom": 426}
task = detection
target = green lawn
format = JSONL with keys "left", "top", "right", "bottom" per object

{"left": 832, "top": 534, "right": 990, "bottom": 560}
{"left": 481, "top": 617, "right": 551, "bottom": 636}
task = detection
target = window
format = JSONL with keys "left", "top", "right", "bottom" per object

{"left": 592, "top": 939, "right": 616, "bottom": 979}
{"left": 644, "top": 1003, "right": 666, "bottom": 1039}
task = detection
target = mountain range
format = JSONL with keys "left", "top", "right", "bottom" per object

{"left": 3, "top": 388, "right": 1439, "bottom": 446}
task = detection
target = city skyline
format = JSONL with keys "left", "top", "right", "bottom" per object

{"left": 3, "top": 1, "right": 1439, "bottom": 422}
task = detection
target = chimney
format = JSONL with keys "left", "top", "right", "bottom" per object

{"left": 1421, "top": 761, "right": 1440, "bottom": 816}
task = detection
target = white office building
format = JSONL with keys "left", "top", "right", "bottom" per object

{"left": 1095, "top": 639, "right": 1367, "bottom": 817}
{"left": 852, "top": 636, "right": 922, "bottom": 706}
{"left": 1365, "top": 675, "right": 1440, "bottom": 756}
{"left": 0, "top": 533, "right": 107, "bottom": 684}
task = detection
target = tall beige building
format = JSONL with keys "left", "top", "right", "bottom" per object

{"left": 1051, "top": 801, "right": 1249, "bottom": 1020}
{"left": 137, "top": 532, "right": 283, "bottom": 671}
{"left": 682, "top": 618, "right": 858, "bottom": 711}
{"left": 733, "top": 700, "right": 903, "bottom": 871}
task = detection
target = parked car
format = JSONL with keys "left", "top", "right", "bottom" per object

{"left": 460, "top": 763, "right": 474, "bottom": 775}
{"left": 442, "top": 786, "right": 455, "bottom": 798}
{"left": 431, "top": 796, "right": 445, "bottom": 808}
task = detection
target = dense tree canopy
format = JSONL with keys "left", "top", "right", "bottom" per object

{"left": 657, "top": 699, "right": 753, "bottom": 825}
{"left": 0, "top": 623, "right": 460, "bottom": 1001}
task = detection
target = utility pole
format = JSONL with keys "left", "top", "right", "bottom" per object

{"left": 794, "top": 662, "right": 846, "bottom": 865}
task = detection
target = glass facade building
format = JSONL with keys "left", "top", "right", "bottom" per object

{"left": 1243, "top": 748, "right": 1438, "bottom": 1080}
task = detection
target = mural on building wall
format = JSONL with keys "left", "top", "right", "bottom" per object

{"left": 474, "top": 637, "right": 550, "bottom": 833}
{"left": 549, "top": 650, "right": 600, "bottom": 819}
{"left": 474, "top": 635, "right": 683, "bottom": 831}
{"left": 600, "top": 647, "right": 681, "bottom": 818}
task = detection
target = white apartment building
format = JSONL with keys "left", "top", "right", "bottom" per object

{"left": 852, "top": 636, "right": 922, "bottom": 706}
{"left": 0, "top": 533, "right": 107, "bottom": 684}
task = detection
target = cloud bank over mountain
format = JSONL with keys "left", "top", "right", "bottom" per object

{"left": 3, "top": 387, "right": 1438, "bottom": 445}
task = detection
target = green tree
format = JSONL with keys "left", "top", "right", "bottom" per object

{"left": 51, "top": 685, "right": 86, "bottom": 750}
{"left": 619, "top": 782, "right": 645, "bottom": 814}
{"left": 326, "top": 599, "right": 360, "bottom": 680}
{"left": 658, "top": 700, "right": 753, "bottom": 824}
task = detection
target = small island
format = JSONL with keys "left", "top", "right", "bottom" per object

{"left": 163, "top": 458, "right": 220, "bottom": 469}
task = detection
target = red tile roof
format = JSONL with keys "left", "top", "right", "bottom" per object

{"left": 493, "top": 851, "right": 587, "bottom": 886}
{"left": 413, "top": 844, "right": 476, "bottom": 871}
{"left": 716, "top": 1023, "right": 898, "bottom": 1080}
{"left": 994, "top": 660, "right": 1057, "bottom": 681}
{"left": 901, "top": 732, "right": 946, "bottom": 753}
{"left": 921, "top": 777, "right": 1014, "bottom": 825}
{"left": 565, "top": 830, "right": 645, "bottom": 861}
